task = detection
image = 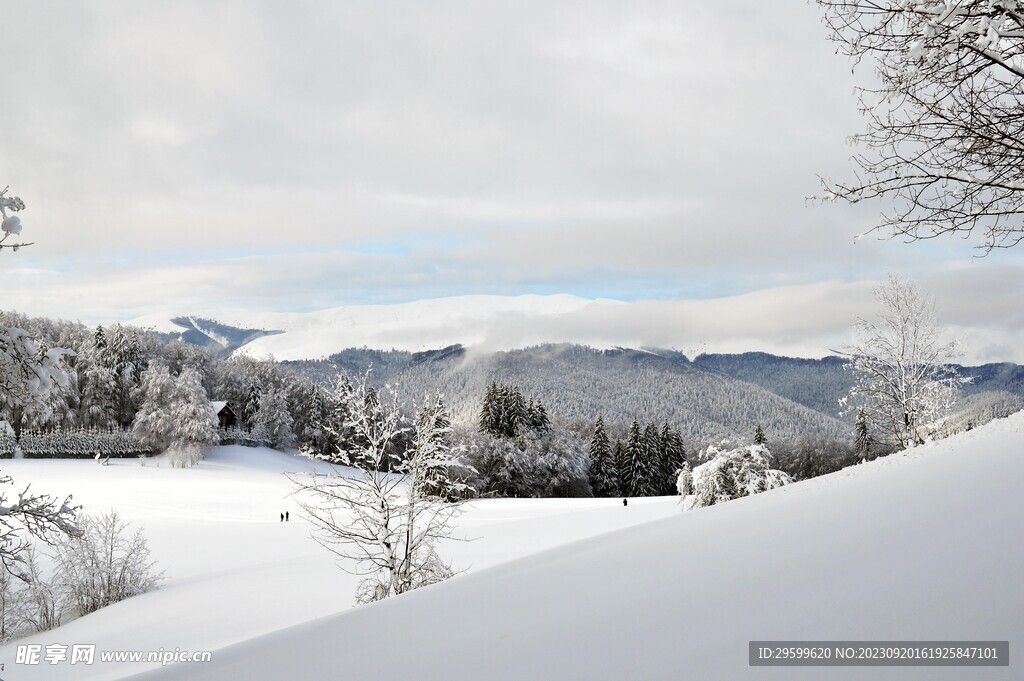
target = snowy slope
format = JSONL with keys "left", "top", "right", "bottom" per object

{"left": 0, "top": 447, "right": 675, "bottom": 680}
{"left": 130, "top": 412, "right": 1024, "bottom": 681}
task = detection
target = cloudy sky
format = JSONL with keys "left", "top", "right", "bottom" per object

{"left": 1, "top": 1, "right": 1021, "bottom": 362}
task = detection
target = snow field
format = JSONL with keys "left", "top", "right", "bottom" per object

{"left": 0, "top": 446, "right": 677, "bottom": 680}
{"left": 130, "top": 411, "right": 1024, "bottom": 681}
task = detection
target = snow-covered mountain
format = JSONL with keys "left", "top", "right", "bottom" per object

{"left": 131, "top": 294, "right": 612, "bottom": 361}
{"left": 128, "top": 314, "right": 282, "bottom": 357}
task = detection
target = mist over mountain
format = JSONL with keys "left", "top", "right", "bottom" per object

{"left": 123, "top": 305, "right": 1023, "bottom": 447}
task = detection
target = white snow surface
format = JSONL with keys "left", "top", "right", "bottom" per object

{"left": 1, "top": 413, "right": 1021, "bottom": 680}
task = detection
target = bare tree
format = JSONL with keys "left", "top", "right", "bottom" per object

{"left": 52, "top": 511, "right": 162, "bottom": 616}
{"left": 0, "top": 186, "right": 80, "bottom": 576}
{"left": 292, "top": 375, "right": 467, "bottom": 604}
{"left": 817, "top": 0, "right": 1024, "bottom": 251}
{"left": 841, "top": 275, "right": 962, "bottom": 447}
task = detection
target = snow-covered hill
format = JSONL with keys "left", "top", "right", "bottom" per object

{"left": 130, "top": 294, "right": 611, "bottom": 360}
{"left": 130, "top": 413, "right": 1022, "bottom": 681}
{"left": 3, "top": 414, "right": 1019, "bottom": 680}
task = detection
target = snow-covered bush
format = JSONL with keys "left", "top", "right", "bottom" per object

{"left": 16, "top": 545, "right": 63, "bottom": 634}
{"left": 689, "top": 444, "right": 791, "bottom": 509}
{"left": 52, "top": 510, "right": 162, "bottom": 617}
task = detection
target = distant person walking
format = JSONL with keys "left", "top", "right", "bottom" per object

{"left": 280, "top": 512, "right": 284, "bottom": 522}
{"left": 285, "top": 511, "right": 290, "bottom": 522}
{"left": 623, "top": 498, "right": 628, "bottom": 507}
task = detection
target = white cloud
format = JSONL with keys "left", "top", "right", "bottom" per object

{"left": 0, "top": 1, "right": 1020, "bottom": 364}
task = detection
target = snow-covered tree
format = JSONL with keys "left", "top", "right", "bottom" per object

{"left": 658, "top": 422, "right": 686, "bottom": 495}
{"left": 0, "top": 190, "right": 80, "bottom": 575}
{"left": 293, "top": 379, "right": 465, "bottom": 604}
{"left": 624, "top": 420, "right": 654, "bottom": 497}
{"left": 817, "top": 0, "right": 1024, "bottom": 251}
{"left": 253, "top": 386, "right": 295, "bottom": 450}
{"left": 132, "top": 364, "right": 217, "bottom": 466}
{"left": 842, "top": 275, "right": 962, "bottom": 448}
{"left": 854, "top": 408, "right": 872, "bottom": 461}
{"left": 411, "top": 394, "right": 464, "bottom": 500}
{"left": 675, "top": 460, "right": 693, "bottom": 497}
{"left": 131, "top": 364, "right": 178, "bottom": 452}
{"left": 689, "top": 443, "right": 792, "bottom": 509}
{"left": 16, "top": 546, "right": 63, "bottom": 633}
{"left": 78, "top": 327, "right": 118, "bottom": 429}
{"left": 520, "top": 428, "right": 591, "bottom": 498}
{"left": 52, "top": 510, "right": 162, "bottom": 616}
{"left": 587, "top": 417, "right": 617, "bottom": 497}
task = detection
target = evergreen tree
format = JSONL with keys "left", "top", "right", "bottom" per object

{"left": 754, "top": 424, "right": 768, "bottom": 446}
{"left": 614, "top": 439, "right": 629, "bottom": 497}
{"left": 243, "top": 378, "right": 263, "bottom": 430}
{"left": 478, "top": 381, "right": 500, "bottom": 435}
{"left": 79, "top": 326, "right": 117, "bottom": 429}
{"left": 254, "top": 386, "right": 296, "bottom": 450}
{"left": 587, "top": 417, "right": 616, "bottom": 497}
{"left": 635, "top": 423, "right": 660, "bottom": 497}
{"left": 659, "top": 422, "right": 686, "bottom": 495}
{"left": 854, "top": 408, "right": 872, "bottom": 461}
{"left": 499, "top": 385, "right": 528, "bottom": 438}
{"left": 413, "top": 394, "right": 456, "bottom": 500}
{"left": 531, "top": 400, "right": 550, "bottom": 432}
{"left": 625, "top": 420, "right": 649, "bottom": 497}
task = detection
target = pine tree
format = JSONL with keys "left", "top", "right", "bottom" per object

{"left": 254, "top": 386, "right": 296, "bottom": 450}
{"left": 614, "top": 439, "right": 629, "bottom": 497}
{"left": 587, "top": 417, "right": 616, "bottom": 497}
{"left": 243, "top": 378, "right": 263, "bottom": 430}
{"left": 478, "top": 381, "right": 499, "bottom": 435}
{"left": 636, "top": 423, "right": 660, "bottom": 497}
{"left": 531, "top": 400, "right": 550, "bottom": 432}
{"left": 499, "top": 386, "right": 527, "bottom": 438}
{"left": 854, "top": 408, "right": 872, "bottom": 461}
{"left": 412, "top": 394, "right": 458, "bottom": 500}
{"left": 754, "top": 424, "right": 768, "bottom": 446}
{"left": 625, "top": 420, "right": 649, "bottom": 497}
{"left": 79, "top": 326, "right": 117, "bottom": 429}
{"left": 659, "top": 422, "right": 686, "bottom": 495}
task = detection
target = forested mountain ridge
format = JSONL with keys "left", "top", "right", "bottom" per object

{"left": 286, "top": 345, "right": 852, "bottom": 444}
{"left": 286, "top": 345, "right": 1024, "bottom": 446}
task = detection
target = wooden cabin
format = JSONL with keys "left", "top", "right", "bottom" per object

{"left": 211, "top": 401, "right": 238, "bottom": 429}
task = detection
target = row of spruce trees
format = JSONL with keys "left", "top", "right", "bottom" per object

{"left": 587, "top": 417, "right": 687, "bottom": 497}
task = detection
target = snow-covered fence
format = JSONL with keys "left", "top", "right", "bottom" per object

{"left": 0, "top": 426, "right": 16, "bottom": 457}
{"left": 16, "top": 427, "right": 151, "bottom": 459}
{"left": 219, "top": 426, "right": 268, "bottom": 448}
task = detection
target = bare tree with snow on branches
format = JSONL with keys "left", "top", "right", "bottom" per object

{"left": 0, "top": 186, "right": 80, "bottom": 576}
{"left": 817, "top": 0, "right": 1024, "bottom": 251}
{"left": 840, "top": 275, "right": 963, "bottom": 448}
{"left": 292, "top": 374, "right": 468, "bottom": 605}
